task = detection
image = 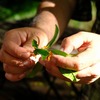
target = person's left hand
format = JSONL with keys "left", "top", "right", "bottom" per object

{"left": 41, "top": 31, "right": 100, "bottom": 84}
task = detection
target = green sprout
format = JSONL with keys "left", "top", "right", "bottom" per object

{"left": 27, "top": 25, "right": 79, "bottom": 82}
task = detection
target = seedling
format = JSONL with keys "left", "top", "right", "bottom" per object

{"left": 27, "top": 25, "right": 79, "bottom": 82}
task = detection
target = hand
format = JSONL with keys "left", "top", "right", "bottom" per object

{"left": 42, "top": 31, "right": 100, "bottom": 84}
{"left": 0, "top": 27, "right": 48, "bottom": 81}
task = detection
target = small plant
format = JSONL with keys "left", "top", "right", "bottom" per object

{"left": 27, "top": 25, "right": 79, "bottom": 82}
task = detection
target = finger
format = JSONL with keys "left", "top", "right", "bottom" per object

{"left": 50, "top": 55, "right": 80, "bottom": 70}
{"left": 57, "top": 32, "right": 100, "bottom": 70}
{"left": 77, "top": 77, "right": 99, "bottom": 84}
{"left": 61, "top": 31, "right": 95, "bottom": 53}
{"left": 3, "top": 28, "right": 32, "bottom": 59}
{"left": 0, "top": 50, "right": 24, "bottom": 66}
{"left": 22, "top": 35, "right": 39, "bottom": 52}
{"left": 77, "top": 76, "right": 100, "bottom": 84}
{"left": 77, "top": 63, "right": 100, "bottom": 78}
{"left": 76, "top": 63, "right": 100, "bottom": 84}
{"left": 3, "top": 64, "right": 33, "bottom": 74}
{"left": 5, "top": 73, "right": 26, "bottom": 82}
{"left": 0, "top": 50, "right": 35, "bottom": 68}
{"left": 2, "top": 41, "right": 30, "bottom": 59}
{"left": 51, "top": 45, "right": 100, "bottom": 71}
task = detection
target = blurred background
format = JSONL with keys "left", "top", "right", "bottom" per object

{"left": 0, "top": 0, "right": 100, "bottom": 100}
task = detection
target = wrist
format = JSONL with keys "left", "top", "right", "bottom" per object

{"left": 30, "top": 11, "right": 59, "bottom": 42}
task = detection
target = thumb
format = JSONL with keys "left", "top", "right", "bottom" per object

{"left": 23, "top": 38, "right": 35, "bottom": 53}
{"left": 61, "top": 32, "right": 93, "bottom": 54}
{"left": 23, "top": 33, "right": 48, "bottom": 52}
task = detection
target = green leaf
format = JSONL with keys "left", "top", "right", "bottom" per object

{"left": 41, "top": 55, "right": 48, "bottom": 60}
{"left": 51, "top": 49, "right": 67, "bottom": 57}
{"left": 26, "top": 62, "right": 43, "bottom": 78}
{"left": 46, "top": 25, "right": 59, "bottom": 48}
{"left": 32, "top": 40, "right": 38, "bottom": 48}
{"left": 27, "top": 24, "right": 60, "bottom": 78}
{"left": 59, "top": 67, "right": 79, "bottom": 82}
{"left": 51, "top": 49, "right": 75, "bottom": 57}
{"left": 34, "top": 48, "right": 49, "bottom": 56}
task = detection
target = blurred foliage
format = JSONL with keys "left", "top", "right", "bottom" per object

{"left": 0, "top": 0, "right": 41, "bottom": 22}
{"left": 68, "top": 18, "right": 95, "bottom": 32}
{"left": 68, "top": 1, "right": 96, "bottom": 31}
{"left": 0, "top": 0, "right": 96, "bottom": 31}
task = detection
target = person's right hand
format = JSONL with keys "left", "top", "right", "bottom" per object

{"left": 0, "top": 27, "right": 48, "bottom": 81}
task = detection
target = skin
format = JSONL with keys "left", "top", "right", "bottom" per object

{"left": 0, "top": 0, "right": 76, "bottom": 81}
{"left": 0, "top": 27, "right": 48, "bottom": 81}
{"left": 43, "top": 32, "right": 100, "bottom": 84}
{"left": 1, "top": 0, "right": 100, "bottom": 84}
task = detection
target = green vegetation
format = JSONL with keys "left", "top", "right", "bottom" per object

{"left": 0, "top": 0, "right": 40, "bottom": 22}
{"left": 0, "top": 0, "right": 96, "bottom": 31}
{"left": 69, "top": 1, "right": 96, "bottom": 31}
{"left": 27, "top": 25, "right": 79, "bottom": 82}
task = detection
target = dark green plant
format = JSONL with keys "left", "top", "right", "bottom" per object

{"left": 0, "top": 0, "right": 39, "bottom": 22}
